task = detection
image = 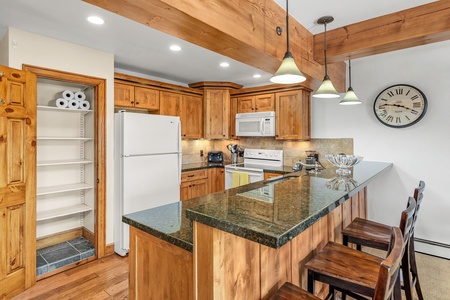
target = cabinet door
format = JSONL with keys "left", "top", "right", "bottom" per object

{"left": 135, "top": 87, "right": 159, "bottom": 110}
{"left": 237, "top": 95, "right": 255, "bottom": 113}
{"left": 180, "top": 181, "right": 190, "bottom": 201}
{"left": 229, "top": 97, "right": 238, "bottom": 139}
{"left": 114, "top": 83, "right": 135, "bottom": 107}
{"left": 255, "top": 94, "right": 275, "bottom": 112}
{"left": 181, "top": 95, "right": 203, "bottom": 139}
{"left": 0, "top": 65, "right": 37, "bottom": 298}
{"left": 275, "top": 90, "right": 311, "bottom": 140}
{"left": 204, "top": 89, "right": 230, "bottom": 139}
{"left": 190, "top": 179, "right": 208, "bottom": 199}
{"left": 216, "top": 168, "right": 225, "bottom": 192}
{"left": 160, "top": 91, "right": 181, "bottom": 116}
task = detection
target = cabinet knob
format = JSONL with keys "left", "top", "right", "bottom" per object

{"left": 136, "top": 102, "right": 140, "bottom": 104}
{"left": 131, "top": 101, "right": 134, "bottom": 104}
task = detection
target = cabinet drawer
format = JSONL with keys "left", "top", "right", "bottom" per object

{"left": 181, "top": 169, "right": 208, "bottom": 182}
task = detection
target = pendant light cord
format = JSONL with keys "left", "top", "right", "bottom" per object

{"left": 348, "top": 59, "right": 352, "bottom": 87}
{"left": 285, "top": 0, "right": 290, "bottom": 52}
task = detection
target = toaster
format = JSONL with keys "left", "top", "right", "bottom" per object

{"left": 208, "top": 151, "right": 224, "bottom": 163}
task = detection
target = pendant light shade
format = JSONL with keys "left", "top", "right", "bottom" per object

{"left": 313, "top": 16, "right": 339, "bottom": 98}
{"left": 270, "top": 0, "right": 306, "bottom": 84}
{"left": 340, "top": 60, "right": 361, "bottom": 105}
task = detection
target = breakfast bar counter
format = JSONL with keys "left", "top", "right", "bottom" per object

{"left": 123, "top": 161, "right": 391, "bottom": 299}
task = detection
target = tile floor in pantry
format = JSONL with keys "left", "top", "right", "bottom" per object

{"left": 36, "top": 236, "right": 95, "bottom": 276}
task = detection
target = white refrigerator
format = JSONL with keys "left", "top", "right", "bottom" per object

{"left": 114, "top": 111, "right": 182, "bottom": 256}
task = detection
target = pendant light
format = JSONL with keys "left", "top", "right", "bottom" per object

{"left": 270, "top": 0, "right": 306, "bottom": 84}
{"left": 340, "top": 59, "right": 361, "bottom": 105}
{"left": 313, "top": 16, "right": 339, "bottom": 98}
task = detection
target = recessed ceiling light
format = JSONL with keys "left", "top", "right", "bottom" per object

{"left": 87, "top": 16, "right": 105, "bottom": 25}
{"left": 169, "top": 45, "right": 182, "bottom": 51}
{"left": 220, "top": 62, "right": 230, "bottom": 68}
{"left": 253, "top": 74, "right": 261, "bottom": 78}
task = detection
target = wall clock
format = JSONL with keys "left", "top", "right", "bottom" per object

{"left": 373, "top": 84, "right": 428, "bottom": 128}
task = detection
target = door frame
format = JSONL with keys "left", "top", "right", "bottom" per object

{"left": 23, "top": 64, "right": 107, "bottom": 259}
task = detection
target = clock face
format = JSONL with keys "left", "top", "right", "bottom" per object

{"left": 373, "top": 84, "right": 427, "bottom": 128}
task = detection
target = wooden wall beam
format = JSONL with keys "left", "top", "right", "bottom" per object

{"left": 314, "top": 0, "right": 450, "bottom": 64}
{"left": 83, "top": 0, "right": 346, "bottom": 91}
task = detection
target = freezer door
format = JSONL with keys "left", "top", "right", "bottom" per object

{"left": 118, "top": 112, "right": 181, "bottom": 155}
{"left": 116, "top": 153, "right": 180, "bottom": 255}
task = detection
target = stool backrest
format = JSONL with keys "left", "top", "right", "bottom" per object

{"left": 373, "top": 227, "right": 404, "bottom": 300}
{"left": 411, "top": 180, "right": 425, "bottom": 234}
{"left": 398, "top": 197, "right": 417, "bottom": 247}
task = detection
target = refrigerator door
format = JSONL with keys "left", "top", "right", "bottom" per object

{"left": 120, "top": 112, "right": 181, "bottom": 156}
{"left": 115, "top": 153, "right": 180, "bottom": 255}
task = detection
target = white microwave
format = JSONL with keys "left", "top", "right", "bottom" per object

{"left": 235, "top": 111, "right": 275, "bottom": 137}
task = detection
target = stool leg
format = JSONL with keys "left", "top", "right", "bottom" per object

{"left": 343, "top": 234, "right": 349, "bottom": 246}
{"left": 401, "top": 243, "right": 413, "bottom": 300}
{"left": 307, "top": 269, "right": 315, "bottom": 295}
{"left": 410, "top": 236, "right": 424, "bottom": 300}
{"left": 394, "top": 273, "right": 402, "bottom": 300}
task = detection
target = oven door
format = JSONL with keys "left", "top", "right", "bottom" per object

{"left": 224, "top": 166, "right": 264, "bottom": 189}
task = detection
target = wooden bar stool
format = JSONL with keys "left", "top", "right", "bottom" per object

{"left": 305, "top": 197, "right": 416, "bottom": 300}
{"left": 342, "top": 181, "right": 425, "bottom": 300}
{"left": 269, "top": 282, "right": 321, "bottom": 300}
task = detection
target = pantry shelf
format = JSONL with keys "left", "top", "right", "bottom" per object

{"left": 36, "top": 204, "right": 93, "bottom": 222}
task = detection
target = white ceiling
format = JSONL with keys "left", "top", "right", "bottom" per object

{"left": 0, "top": 0, "right": 435, "bottom": 87}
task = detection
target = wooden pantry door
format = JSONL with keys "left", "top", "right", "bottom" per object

{"left": 0, "top": 65, "right": 37, "bottom": 299}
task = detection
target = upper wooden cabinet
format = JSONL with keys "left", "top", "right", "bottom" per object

{"left": 238, "top": 94, "right": 275, "bottom": 113}
{"left": 204, "top": 89, "right": 230, "bottom": 139}
{"left": 114, "top": 82, "right": 159, "bottom": 110}
{"left": 181, "top": 95, "right": 203, "bottom": 139}
{"left": 275, "top": 90, "right": 311, "bottom": 140}
{"left": 160, "top": 91, "right": 181, "bottom": 117}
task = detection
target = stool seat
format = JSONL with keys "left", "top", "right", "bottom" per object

{"left": 269, "top": 282, "right": 321, "bottom": 300}
{"left": 306, "top": 241, "right": 383, "bottom": 296}
{"left": 342, "top": 217, "right": 391, "bottom": 251}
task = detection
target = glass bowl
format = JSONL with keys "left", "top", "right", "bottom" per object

{"left": 325, "top": 154, "right": 363, "bottom": 176}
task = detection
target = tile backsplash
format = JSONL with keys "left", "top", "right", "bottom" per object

{"left": 182, "top": 138, "right": 353, "bottom": 168}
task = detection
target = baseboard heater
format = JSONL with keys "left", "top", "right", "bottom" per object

{"left": 415, "top": 238, "right": 450, "bottom": 259}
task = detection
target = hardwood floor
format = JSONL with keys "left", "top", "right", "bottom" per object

{"left": 12, "top": 255, "right": 128, "bottom": 300}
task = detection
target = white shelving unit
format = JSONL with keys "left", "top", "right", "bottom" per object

{"left": 36, "top": 79, "right": 96, "bottom": 239}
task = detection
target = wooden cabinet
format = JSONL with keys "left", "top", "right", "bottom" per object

{"left": 238, "top": 93, "right": 275, "bottom": 113}
{"left": 160, "top": 91, "right": 181, "bottom": 116}
{"left": 208, "top": 168, "right": 225, "bottom": 193}
{"left": 275, "top": 89, "right": 311, "bottom": 140}
{"left": 229, "top": 96, "right": 238, "bottom": 139}
{"left": 181, "top": 95, "right": 203, "bottom": 139}
{"left": 204, "top": 89, "right": 230, "bottom": 139}
{"left": 114, "top": 82, "right": 159, "bottom": 110}
{"left": 264, "top": 172, "right": 283, "bottom": 180}
{"left": 180, "top": 170, "right": 209, "bottom": 200}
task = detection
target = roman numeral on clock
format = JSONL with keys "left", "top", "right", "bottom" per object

{"left": 396, "top": 117, "right": 401, "bottom": 123}
{"left": 387, "top": 91, "right": 394, "bottom": 97}
{"left": 396, "top": 88, "right": 403, "bottom": 95}
{"left": 386, "top": 115, "right": 394, "bottom": 122}
{"left": 413, "top": 102, "right": 421, "bottom": 108}
{"left": 411, "top": 95, "right": 419, "bottom": 100}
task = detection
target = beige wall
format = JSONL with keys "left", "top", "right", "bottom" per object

{"left": 183, "top": 138, "right": 353, "bottom": 168}
{"left": 0, "top": 30, "right": 9, "bottom": 65}
{"left": 5, "top": 27, "right": 116, "bottom": 244}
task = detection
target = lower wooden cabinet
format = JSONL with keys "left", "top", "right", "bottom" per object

{"left": 181, "top": 168, "right": 225, "bottom": 200}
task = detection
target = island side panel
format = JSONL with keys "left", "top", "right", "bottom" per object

{"left": 194, "top": 222, "right": 261, "bottom": 300}
{"left": 260, "top": 242, "right": 291, "bottom": 298}
{"left": 129, "top": 227, "right": 193, "bottom": 300}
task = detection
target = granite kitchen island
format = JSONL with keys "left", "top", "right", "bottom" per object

{"left": 123, "top": 161, "right": 391, "bottom": 300}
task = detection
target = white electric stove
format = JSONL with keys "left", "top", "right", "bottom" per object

{"left": 224, "top": 148, "right": 284, "bottom": 189}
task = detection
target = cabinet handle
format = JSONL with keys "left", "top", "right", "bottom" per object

{"left": 188, "top": 175, "right": 195, "bottom": 177}
{"left": 255, "top": 107, "right": 258, "bottom": 110}
{"left": 131, "top": 101, "right": 134, "bottom": 104}
{"left": 136, "top": 102, "right": 140, "bottom": 104}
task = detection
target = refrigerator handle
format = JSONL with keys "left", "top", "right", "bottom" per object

{"left": 178, "top": 121, "right": 182, "bottom": 186}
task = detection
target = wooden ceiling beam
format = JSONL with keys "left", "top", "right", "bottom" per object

{"left": 83, "top": 0, "right": 346, "bottom": 91}
{"left": 314, "top": 0, "right": 450, "bottom": 64}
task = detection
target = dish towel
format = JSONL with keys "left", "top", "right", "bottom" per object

{"left": 232, "top": 171, "right": 240, "bottom": 187}
{"left": 239, "top": 172, "right": 250, "bottom": 185}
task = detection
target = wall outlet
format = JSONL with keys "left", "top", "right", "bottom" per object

{"left": 200, "top": 150, "right": 204, "bottom": 157}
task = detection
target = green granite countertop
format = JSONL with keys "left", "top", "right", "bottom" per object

{"left": 123, "top": 161, "right": 391, "bottom": 252}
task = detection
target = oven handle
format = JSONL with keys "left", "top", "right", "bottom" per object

{"left": 225, "top": 169, "right": 263, "bottom": 176}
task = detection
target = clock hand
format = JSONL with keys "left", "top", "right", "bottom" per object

{"left": 379, "top": 103, "right": 411, "bottom": 110}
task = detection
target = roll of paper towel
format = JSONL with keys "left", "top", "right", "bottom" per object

{"left": 48, "top": 98, "right": 69, "bottom": 108}
{"left": 80, "top": 100, "right": 90, "bottom": 110}
{"left": 74, "top": 91, "right": 86, "bottom": 101}
{"left": 68, "top": 100, "right": 81, "bottom": 109}
{"left": 56, "top": 90, "right": 75, "bottom": 100}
